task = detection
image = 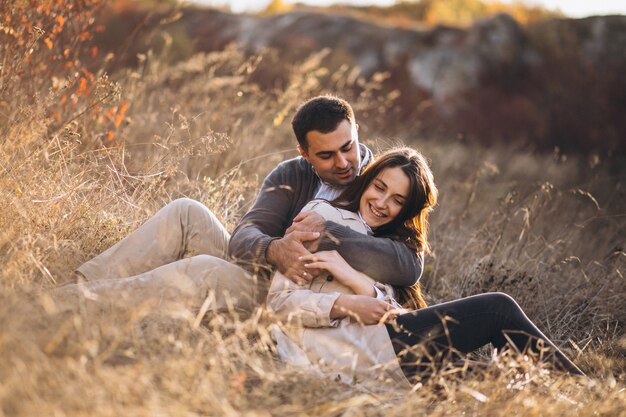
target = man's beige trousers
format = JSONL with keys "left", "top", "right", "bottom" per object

{"left": 65, "top": 198, "right": 267, "bottom": 319}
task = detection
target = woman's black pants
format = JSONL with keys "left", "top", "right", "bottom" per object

{"left": 385, "top": 292, "right": 584, "bottom": 379}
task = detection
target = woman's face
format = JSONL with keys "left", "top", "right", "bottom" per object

{"left": 359, "top": 166, "right": 410, "bottom": 229}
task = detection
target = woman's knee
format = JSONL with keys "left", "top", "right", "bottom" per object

{"left": 485, "top": 292, "right": 522, "bottom": 314}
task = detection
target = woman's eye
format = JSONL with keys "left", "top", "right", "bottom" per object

{"left": 375, "top": 184, "right": 384, "bottom": 191}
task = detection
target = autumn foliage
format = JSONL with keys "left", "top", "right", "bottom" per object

{"left": 322, "top": 0, "right": 563, "bottom": 28}
{"left": 0, "top": 0, "right": 126, "bottom": 143}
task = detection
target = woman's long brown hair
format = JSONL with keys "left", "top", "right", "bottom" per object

{"left": 332, "top": 147, "right": 438, "bottom": 310}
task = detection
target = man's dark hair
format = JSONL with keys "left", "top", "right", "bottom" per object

{"left": 291, "top": 96, "right": 355, "bottom": 151}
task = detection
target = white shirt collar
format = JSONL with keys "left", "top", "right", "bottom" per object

{"left": 357, "top": 210, "right": 373, "bottom": 234}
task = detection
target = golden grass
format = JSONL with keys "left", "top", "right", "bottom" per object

{"left": 1, "top": 5, "right": 625, "bottom": 416}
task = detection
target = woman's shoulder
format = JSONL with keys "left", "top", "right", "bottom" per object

{"left": 302, "top": 199, "right": 342, "bottom": 219}
{"left": 302, "top": 200, "right": 363, "bottom": 227}
{"left": 302, "top": 199, "right": 349, "bottom": 215}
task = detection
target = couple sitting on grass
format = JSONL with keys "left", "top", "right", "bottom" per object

{"left": 57, "top": 96, "right": 584, "bottom": 387}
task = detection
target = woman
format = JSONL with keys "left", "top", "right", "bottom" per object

{"left": 267, "top": 147, "right": 584, "bottom": 389}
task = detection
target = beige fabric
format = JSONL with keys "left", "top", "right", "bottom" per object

{"left": 267, "top": 201, "right": 412, "bottom": 390}
{"left": 66, "top": 198, "right": 266, "bottom": 319}
{"left": 78, "top": 198, "right": 231, "bottom": 280}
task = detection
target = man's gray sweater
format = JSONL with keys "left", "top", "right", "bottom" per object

{"left": 228, "top": 144, "right": 423, "bottom": 286}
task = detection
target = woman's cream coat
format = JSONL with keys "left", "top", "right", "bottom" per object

{"left": 267, "top": 201, "right": 412, "bottom": 389}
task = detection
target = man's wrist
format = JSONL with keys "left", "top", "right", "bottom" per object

{"left": 264, "top": 237, "right": 281, "bottom": 266}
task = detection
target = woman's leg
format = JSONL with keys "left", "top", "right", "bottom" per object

{"left": 77, "top": 198, "right": 230, "bottom": 281}
{"left": 59, "top": 255, "right": 268, "bottom": 320}
{"left": 385, "top": 292, "right": 584, "bottom": 378}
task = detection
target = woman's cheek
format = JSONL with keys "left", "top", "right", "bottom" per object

{"left": 390, "top": 204, "right": 400, "bottom": 218}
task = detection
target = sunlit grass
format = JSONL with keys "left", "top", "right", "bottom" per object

{"left": 0, "top": 1, "right": 624, "bottom": 415}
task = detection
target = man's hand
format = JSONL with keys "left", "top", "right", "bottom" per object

{"left": 285, "top": 211, "right": 325, "bottom": 252}
{"left": 266, "top": 231, "right": 321, "bottom": 285}
{"left": 330, "top": 294, "right": 400, "bottom": 325}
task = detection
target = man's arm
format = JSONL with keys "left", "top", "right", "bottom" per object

{"left": 228, "top": 160, "right": 318, "bottom": 280}
{"left": 316, "top": 222, "right": 424, "bottom": 287}
{"left": 228, "top": 163, "right": 294, "bottom": 268}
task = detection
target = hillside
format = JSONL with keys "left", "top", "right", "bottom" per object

{"left": 96, "top": 5, "right": 626, "bottom": 155}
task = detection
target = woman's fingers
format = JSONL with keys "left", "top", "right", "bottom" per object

{"left": 299, "top": 251, "right": 331, "bottom": 262}
{"left": 298, "top": 253, "right": 321, "bottom": 262}
{"left": 299, "top": 254, "right": 318, "bottom": 262}
{"left": 291, "top": 231, "right": 321, "bottom": 243}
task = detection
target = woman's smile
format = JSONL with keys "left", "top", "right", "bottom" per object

{"left": 359, "top": 166, "right": 409, "bottom": 229}
{"left": 368, "top": 203, "right": 386, "bottom": 218}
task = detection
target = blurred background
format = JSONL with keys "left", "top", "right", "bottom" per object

{"left": 93, "top": 0, "right": 626, "bottom": 158}
{"left": 201, "top": 0, "right": 626, "bottom": 16}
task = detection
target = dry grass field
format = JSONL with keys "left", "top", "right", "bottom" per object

{"left": 1, "top": 2, "right": 625, "bottom": 416}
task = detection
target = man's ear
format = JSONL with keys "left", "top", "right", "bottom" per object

{"left": 297, "top": 145, "right": 308, "bottom": 160}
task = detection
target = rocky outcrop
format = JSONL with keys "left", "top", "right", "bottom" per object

{"left": 100, "top": 8, "right": 626, "bottom": 154}
{"left": 185, "top": 11, "right": 530, "bottom": 102}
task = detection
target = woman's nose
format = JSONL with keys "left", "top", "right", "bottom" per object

{"left": 374, "top": 196, "right": 387, "bottom": 209}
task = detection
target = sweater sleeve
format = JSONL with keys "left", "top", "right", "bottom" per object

{"left": 228, "top": 160, "right": 301, "bottom": 273}
{"left": 317, "top": 222, "right": 424, "bottom": 287}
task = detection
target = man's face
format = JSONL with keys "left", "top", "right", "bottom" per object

{"left": 298, "top": 120, "right": 360, "bottom": 186}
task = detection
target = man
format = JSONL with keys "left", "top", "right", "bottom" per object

{"left": 70, "top": 96, "right": 422, "bottom": 319}
{"left": 229, "top": 96, "right": 422, "bottom": 288}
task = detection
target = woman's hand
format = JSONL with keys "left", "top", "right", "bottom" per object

{"left": 330, "top": 294, "right": 401, "bottom": 325}
{"left": 300, "top": 251, "right": 376, "bottom": 296}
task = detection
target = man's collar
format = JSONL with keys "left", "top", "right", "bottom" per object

{"left": 358, "top": 143, "right": 372, "bottom": 174}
